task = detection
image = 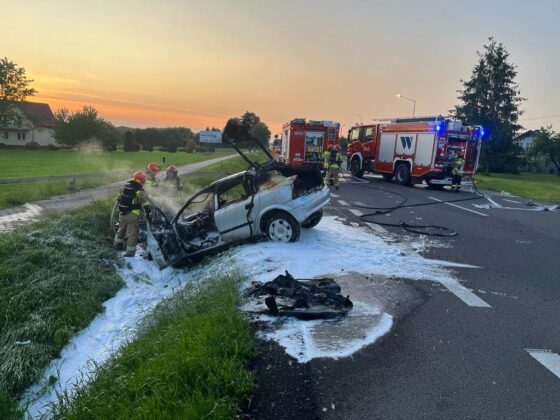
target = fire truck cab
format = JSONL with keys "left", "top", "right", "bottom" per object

{"left": 347, "top": 116, "right": 483, "bottom": 188}
{"left": 280, "top": 119, "right": 340, "bottom": 169}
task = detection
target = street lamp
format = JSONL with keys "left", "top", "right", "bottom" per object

{"left": 396, "top": 94, "right": 416, "bottom": 117}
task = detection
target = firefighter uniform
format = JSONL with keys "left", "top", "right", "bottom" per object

{"left": 325, "top": 149, "right": 343, "bottom": 189}
{"left": 323, "top": 150, "right": 331, "bottom": 170}
{"left": 114, "top": 178, "right": 147, "bottom": 256}
{"left": 451, "top": 156, "right": 465, "bottom": 192}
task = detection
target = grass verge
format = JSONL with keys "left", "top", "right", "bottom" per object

{"left": 53, "top": 274, "right": 255, "bottom": 419}
{"left": 0, "top": 200, "right": 123, "bottom": 418}
{"left": 475, "top": 172, "right": 560, "bottom": 203}
{"left": 0, "top": 149, "right": 232, "bottom": 179}
{"left": 0, "top": 177, "right": 122, "bottom": 210}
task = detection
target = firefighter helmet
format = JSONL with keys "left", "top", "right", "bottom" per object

{"left": 334, "top": 144, "right": 341, "bottom": 151}
{"left": 458, "top": 150, "right": 465, "bottom": 158}
{"left": 147, "top": 162, "right": 161, "bottom": 173}
{"left": 133, "top": 170, "right": 147, "bottom": 184}
{"left": 327, "top": 144, "right": 334, "bottom": 151}
{"left": 167, "top": 165, "right": 178, "bottom": 173}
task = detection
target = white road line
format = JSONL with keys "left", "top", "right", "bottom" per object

{"left": 437, "top": 277, "right": 492, "bottom": 308}
{"left": 503, "top": 199, "right": 522, "bottom": 204}
{"left": 349, "top": 208, "right": 364, "bottom": 217}
{"left": 331, "top": 193, "right": 340, "bottom": 198}
{"left": 337, "top": 200, "right": 350, "bottom": 206}
{"left": 365, "top": 222, "right": 389, "bottom": 235}
{"left": 527, "top": 349, "right": 560, "bottom": 379}
{"left": 427, "top": 196, "right": 489, "bottom": 217}
{"left": 354, "top": 201, "right": 369, "bottom": 207}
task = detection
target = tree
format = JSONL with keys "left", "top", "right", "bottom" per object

{"left": 529, "top": 126, "right": 560, "bottom": 176}
{"left": 250, "top": 121, "right": 271, "bottom": 145}
{"left": 54, "top": 105, "right": 121, "bottom": 149}
{"left": 454, "top": 38, "right": 525, "bottom": 173}
{"left": 223, "top": 111, "right": 270, "bottom": 147}
{"left": 0, "top": 57, "right": 36, "bottom": 125}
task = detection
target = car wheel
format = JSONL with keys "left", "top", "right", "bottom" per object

{"left": 394, "top": 163, "right": 411, "bottom": 186}
{"left": 301, "top": 210, "right": 323, "bottom": 229}
{"left": 263, "top": 211, "right": 301, "bottom": 242}
{"left": 350, "top": 158, "right": 364, "bottom": 178}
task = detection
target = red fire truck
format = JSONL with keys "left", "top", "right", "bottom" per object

{"left": 280, "top": 119, "right": 340, "bottom": 169}
{"left": 346, "top": 116, "right": 484, "bottom": 188}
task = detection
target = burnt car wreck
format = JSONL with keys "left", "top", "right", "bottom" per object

{"left": 114, "top": 138, "right": 331, "bottom": 268}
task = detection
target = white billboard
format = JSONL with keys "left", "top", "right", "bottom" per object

{"left": 199, "top": 131, "right": 223, "bottom": 143}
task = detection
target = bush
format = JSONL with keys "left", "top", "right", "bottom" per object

{"left": 185, "top": 139, "right": 196, "bottom": 153}
{"left": 24, "top": 141, "right": 41, "bottom": 149}
{"left": 123, "top": 137, "right": 140, "bottom": 152}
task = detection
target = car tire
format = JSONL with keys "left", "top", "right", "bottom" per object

{"left": 382, "top": 173, "right": 394, "bottom": 181}
{"left": 350, "top": 158, "right": 364, "bottom": 178}
{"left": 263, "top": 211, "right": 301, "bottom": 242}
{"left": 301, "top": 210, "right": 323, "bottom": 229}
{"left": 394, "top": 163, "right": 411, "bottom": 186}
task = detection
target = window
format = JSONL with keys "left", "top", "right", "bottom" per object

{"left": 2, "top": 132, "right": 7, "bottom": 140}
{"left": 17, "top": 131, "right": 27, "bottom": 141}
{"left": 218, "top": 182, "right": 247, "bottom": 208}
{"left": 349, "top": 128, "right": 360, "bottom": 141}
{"left": 364, "top": 127, "right": 373, "bottom": 142}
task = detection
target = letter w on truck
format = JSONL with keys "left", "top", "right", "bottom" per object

{"left": 346, "top": 116, "right": 484, "bottom": 188}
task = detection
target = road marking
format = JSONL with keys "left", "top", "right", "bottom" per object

{"left": 427, "top": 196, "right": 489, "bottom": 217}
{"left": 331, "top": 193, "right": 340, "bottom": 198}
{"left": 337, "top": 200, "right": 350, "bottom": 206}
{"left": 527, "top": 349, "right": 560, "bottom": 379}
{"left": 437, "top": 277, "right": 492, "bottom": 307}
{"left": 354, "top": 201, "right": 369, "bottom": 207}
{"left": 503, "top": 198, "right": 521, "bottom": 204}
{"left": 349, "top": 208, "right": 364, "bottom": 217}
{"left": 366, "top": 222, "right": 388, "bottom": 235}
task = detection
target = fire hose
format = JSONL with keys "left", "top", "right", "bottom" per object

{"left": 339, "top": 167, "right": 485, "bottom": 237}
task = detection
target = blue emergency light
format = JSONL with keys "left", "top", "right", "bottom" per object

{"left": 480, "top": 128, "right": 486, "bottom": 137}
{"left": 436, "top": 124, "right": 441, "bottom": 132}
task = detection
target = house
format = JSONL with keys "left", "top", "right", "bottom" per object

{"left": 513, "top": 130, "right": 537, "bottom": 152}
{"left": 0, "top": 102, "right": 57, "bottom": 147}
{"left": 514, "top": 129, "right": 556, "bottom": 173}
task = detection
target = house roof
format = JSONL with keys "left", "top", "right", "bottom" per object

{"left": 514, "top": 130, "right": 538, "bottom": 141}
{"left": 18, "top": 102, "right": 57, "bottom": 127}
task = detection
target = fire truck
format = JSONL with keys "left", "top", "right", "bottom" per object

{"left": 280, "top": 119, "right": 340, "bottom": 169}
{"left": 346, "top": 116, "right": 484, "bottom": 188}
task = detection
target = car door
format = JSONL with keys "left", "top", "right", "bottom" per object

{"left": 213, "top": 180, "right": 261, "bottom": 242}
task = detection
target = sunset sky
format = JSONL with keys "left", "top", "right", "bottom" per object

{"left": 3, "top": 0, "right": 560, "bottom": 134}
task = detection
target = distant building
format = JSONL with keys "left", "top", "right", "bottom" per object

{"left": 0, "top": 102, "right": 57, "bottom": 147}
{"left": 514, "top": 129, "right": 556, "bottom": 173}
{"left": 513, "top": 130, "right": 537, "bottom": 152}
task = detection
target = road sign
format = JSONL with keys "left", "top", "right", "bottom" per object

{"left": 199, "top": 131, "right": 222, "bottom": 143}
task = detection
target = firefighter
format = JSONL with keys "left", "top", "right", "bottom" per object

{"left": 162, "top": 165, "right": 182, "bottom": 192}
{"left": 146, "top": 162, "right": 162, "bottom": 187}
{"left": 451, "top": 151, "right": 465, "bottom": 192}
{"left": 325, "top": 144, "right": 343, "bottom": 189}
{"left": 323, "top": 144, "right": 334, "bottom": 170}
{"left": 114, "top": 170, "right": 148, "bottom": 257}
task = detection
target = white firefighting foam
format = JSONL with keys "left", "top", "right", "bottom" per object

{"left": 23, "top": 216, "right": 475, "bottom": 417}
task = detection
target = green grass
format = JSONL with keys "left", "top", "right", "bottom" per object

{"left": 0, "top": 177, "right": 122, "bottom": 209}
{"left": 0, "top": 200, "right": 123, "bottom": 418}
{"left": 53, "top": 274, "right": 255, "bottom": 419}
{"left": 475, "top": 172, "right": 560, "bottom": 203}
{"left": 0, "top": 149, "right": 233, "bottom": 179}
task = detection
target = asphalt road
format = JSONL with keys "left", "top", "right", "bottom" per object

{"left": 249, "top": 173, "right": 560, "bottom": 419}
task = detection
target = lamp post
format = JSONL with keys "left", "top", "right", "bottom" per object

{"left": 396, "top": 94, "right": 416, "bottom": 117}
